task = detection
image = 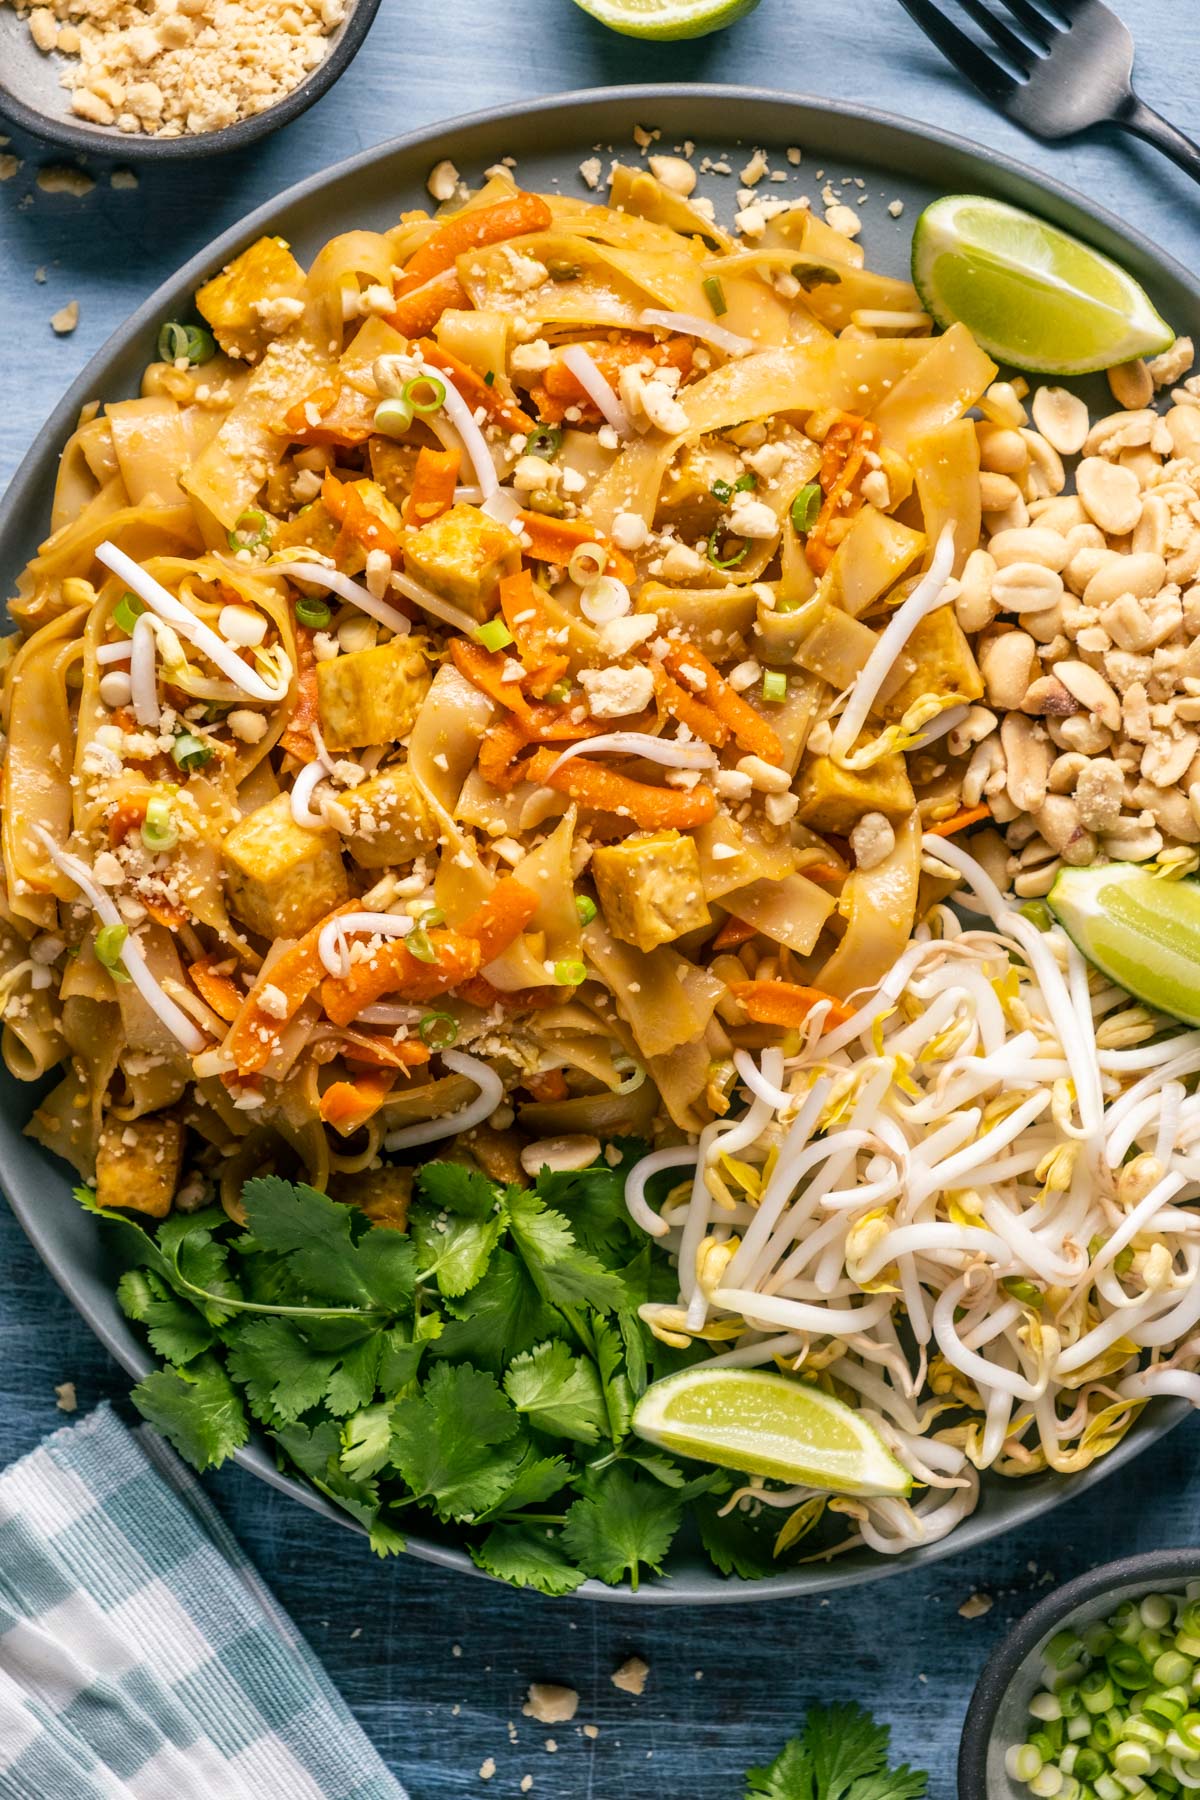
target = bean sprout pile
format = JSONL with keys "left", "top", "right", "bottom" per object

{"left": 626, "top": 837, "right": 1200, "bottom": 1557}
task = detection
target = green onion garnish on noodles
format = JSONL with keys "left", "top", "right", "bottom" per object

{"left": 554, "top": 960, "right": 586, "bottom": 987}
{"left": 171, "top": 732, "right": 213, "bottom": 773}
{"left": 113, "top": 593, "right": 146, "bottom": 635}
{"left": 476, "top": 619, "right": 514, "bottom": 652}
{"left": 141, "top": 794, "right": 179, "bottom": 853}
{"left": 405, "top": 928, "right": 436, "bottom": 964}
{"left": 94, "top": 923, "right": 129, "bottom": 980}
{"left": 524, "top": 426, "right": 563, "bottom": 461}
{"left": 706, "top": 527, "right": 748, "bottom": 570}
{"left": 702, "top": 276, "right": 727, "bottom": 316}
{"left": 790, "top": 482, "right": 822, "bottom": 535}
{"left": 157, "top": 322, "right": 216, "bottom": 365}
{"left": 373, "top": 397, "right": 414, "bottom": 437}
{"left": 295, "top": 596, "right": 332, "bottom": 629}
{"left": 418, "top": 1012, "right": 459, "bottom": 1050}
{"left": 227, "top": 510, "right": 272, "bottom": 553}
{"left": 403, "top": 374, "right": 446, "bottom": 415}
{"left": 761, "top": 670, "right": 787, "bottom": 703}
{"left": 575, "top": 895, "right": 597, "bottom": 926}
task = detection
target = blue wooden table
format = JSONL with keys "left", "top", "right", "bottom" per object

{"left": 4, "top": 1, "right": 1200, "bottom": 1791}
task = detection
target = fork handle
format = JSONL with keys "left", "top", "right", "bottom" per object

{"left": 1119, "top": 97, "right": 1200, "bottom": 189}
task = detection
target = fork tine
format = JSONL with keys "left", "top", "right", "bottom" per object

{"left": 953, "top": 0, "right": 1039, "bottom": 70}
{"left": 896, "top": 0, "right": 1018, "bottom": 101}
{"left": 992, "top": 0, "right": 1062, "bottom": 44}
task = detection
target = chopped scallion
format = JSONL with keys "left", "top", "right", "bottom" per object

{"left": 171, "top": 731, "right": 213, "bottom": 773}
{"left": 791, "top": 262, "right": 842, "bottom": 291}
{"left": 733, "top": 471, "right": 756, "bottom": 493}
{"left": 141, "top": 793, "right": 179, "bottom": 853}
{"left": 524, "top": 425, "right": 563, "bottom": 461}
{"left": 476, "top": 619, "right": 514, "bottom": 652}
{"left": 113, "top": 592, "right": 146, "bottom": 635}
{"left": 702, "top": 275, "right": 727, "bottom": 316}
{"left": 157, "top": 321, "right": 216, "bottom": 365}
{"left": 406, "top": 928, "right": 436, "bottom": 964}
{"left": 94, "top": 922, "right": 129, "bottom": 980}
{"left": 295, "top": 595, "right": 332, "bottom": 629}
{"left": 227, "top": 510, "right": 272, "bottom": 553}
{"left": 418, "top": 1011, "right": 459, "bottom": 1050}
{"left": 706, "top": 527, "right": 749, "bottom": 570}
{"left": 554, "top": 959, "right": 587, "bottom": 987}
{"left": 790, "top": 482, "right": 822, "bottom": 535}
{"left": 711, "top": 479, "right": 733, "bottom": 504}
{"left": 575, "top": 895, "right": 597, "bottom": 926}
{"left": 403, "top": 374, "right": 446, "bottom": 415}
{"left": 762, "top": 670, "right": 787, "bottom": 704}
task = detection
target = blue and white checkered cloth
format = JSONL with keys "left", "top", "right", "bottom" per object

{"left": 0, "top": 1404, "right": 407, "bottom": 1800}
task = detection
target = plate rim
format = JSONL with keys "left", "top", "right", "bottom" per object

{"left": 0, "top": 81, "right": 1191, "bottom": 1604}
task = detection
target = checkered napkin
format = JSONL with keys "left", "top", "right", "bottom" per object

{"left": 0, "top": 1403, "right": 407, "bottom": 1800}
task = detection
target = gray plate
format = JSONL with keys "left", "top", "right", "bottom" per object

{"left": 0, "top": 86, "right": 1194, "bottom": 1603}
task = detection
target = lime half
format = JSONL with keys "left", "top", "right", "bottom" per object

{"left": 912, "top": 195, "right": 1173, "bottom": 375}
{"left": 571, "top": 0, "right": 760, "bottom": 37}
{"left": 630, "top": 1367, "right": 911, "bottom": 1494}
{"left": 1048, "top": 862, "right": 1200, "bottom": 1026}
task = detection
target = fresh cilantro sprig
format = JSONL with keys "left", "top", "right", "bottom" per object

{"left": 76, "top": 1142, "right": 822, "bottom": 1591}
{"left": 745, "top": 1705, "right": 928, "bottom": 1800}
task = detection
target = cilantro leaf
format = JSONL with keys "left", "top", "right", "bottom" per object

{"left": 506, "top": 1189, "right": 627, "bottom": 1313}
{"left": 696, "top": 1496, "right": 777, "bottom": 1581}
{"left": 225, "top": 1317, "right": 381, "bottom": 1423}
{"left": 117, "top": 1269, "right": 214, "bottom": 1366}
{"left": 131, "top": 1355, "right": 248, "bottom": 1471}
{"left": 530, "top": 1141, "right": 646, "bottom": 1258}
{"left": 560, "top": 1463, "right": 682, "bottom": 1590}
{"left": 378, "top": 1318, "right": 436, "bottom": 1393}
{"left": 470, "top": 1524, "right": 586, "bottom": 1596}
{"left": 340, "top": 1402, "right": 394, "bottom": 1479}
{"left": 429, "top": 1249, "right": 562, "bottom": 1373}
{"left": 273, "top": 1416, "right": 341, "bottom": 1482}
{"left": 746, "top": 1736, "right": 814, "bottom": 1800}
{"left": 415, "top": 1162, "right": 502, "bottom": 1219}
{"left": 389, "top": 1363, "right": 524, "bottom": 1521}
{"left": 591, "top": 1314, "right": 633, "bottom": 1443}
{"left": 475, "top": 1445, "right": 574, "bottom": 1522}
{"left": 503, "top": 1340, "right": 607, "bottom": 1444}
{"left": 412, "top": 1205, "right": 505, "bottom": 1299}
{"left": 745, "top": 1705, "right": 928, "bottom": 1800}
{"left": 241, "top": 1176, "right": 416, "bottom": 1313}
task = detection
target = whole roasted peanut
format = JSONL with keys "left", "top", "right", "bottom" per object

{"left": 1107, "top": 359, "right": 1154, "bottom": 410}
{"left": 1001, "top": 712, "right": 1052, "bottom": 813}
{"left": 977, "top": 424, "right": 1028, "bottom": 474}
{"left": 955, "top": 549, "right": 997, "bottom": 635}
{"left": 979, "top": 629, "right": 1038, "bottom": 710}
{"left": 1034, "top": 794, "right": 1097, "bottom": 865}
{"left": 1082, "top": 551, "right": 1167, "bottom": 611}
{"left": 1031, "top": 385, "right": 1089, "bottom": 456}
{"left": 1076, "top": 457, "right": 1143, "bottom": 535}
{"left": 988, "top": 526, "right": 1070, "bottom": 571}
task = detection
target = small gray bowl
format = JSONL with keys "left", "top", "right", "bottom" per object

{"left": 959, "top": 1548, "right": 1200, "bottom": 1798}
{"left": 0, "top": 0, "right": 382, "bottom": 160}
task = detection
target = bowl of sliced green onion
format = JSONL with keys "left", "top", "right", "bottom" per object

{"left": 959, "top": 1551, "right": 1200, "bottom": 1800}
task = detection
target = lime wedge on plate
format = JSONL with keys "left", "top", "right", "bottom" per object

{"left": 1048, "top": 862, "right": 1200, "bottom": 1026}
{"left": 571, "top": 0, "right": 760, "bottom": 37}
{"left": 912, "top": 195, "right": 1174, "bottom": 374}
{"left": 630, "top": 1367, "right": 911, "bottom": 1494}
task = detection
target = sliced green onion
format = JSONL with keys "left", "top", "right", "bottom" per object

{"left": 113, "top": 592, "right": 146, "bottom": 635}
{"left": 791, "top": 262, "right": 842, "bottom": 291}
{"left": 546, "top": 260, "right": 582, "bottom": 282}
{"left": 545, "top": 679, "right": 573, "bottom": 705}
{"left": 418, "top": 1011, "right": 459, "bottom": 1050}
{"left": 418, "top": 905, "right": 445, "bottom": 928}
{"left": 706, "top": 526, "right": 748, "bottom": 570}
{"left": 484, "top": 370, "right": 496, "bottom": 387}
{"left": 94, "top": 922, "right": 129, "bottom": 980}
{"left": 790, "top": 482, "right": 822, "bottom": 535}
{"left": 527, "top": 488, "right": 566, "bottom": 517}
{"left": 711, "top": 479, "right": 734, "bottom": 504}
{"left": 702, "top": 275, "right": 727, "bottom": 316}
{"left": 1143, "top": 1595, "right": 1175, "bottom": 1631}
{"left": 172, "top": 731, "right": 213, "bottom": 773}
{"left": 406, "top": 928, "right": 436, "bottom": 964}
{"left": 524, "top": 425, "right": 563, "bottom": 461}
{"left": 575, "top": 895, "right": 597, "bottom": 926}
{"left": 476, "top": 619, "right": 514, "bottom": 652}
{"left": 733, "top": 471, "right": 756, "bottom": 493}
{"left": 295, "top": 595, "right": 332, "bottom": 629}
{"left": 554, "top": 959, "right": 586, "bottom": 986}
{"left": 157, "top": 321, "right": 216, "bottom": 365}
{"left": 403, "top": 374, "right": 446, "bottom": 415}
{"left": 374, "top": 396, "right": 415, "bottom": 437}
{"left": 761, "top": 670, "right": 787, "bottom": 704}
{"left": 141, "top": 793, "right": 179, "bottom": 853}
{"left": 227, "top": 509, "right": 272, "bottom": 553}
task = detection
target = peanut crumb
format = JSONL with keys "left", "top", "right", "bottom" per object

{"left": 51, "top": 300, "right": 80, "bottom": 335}
{"left": 611, "top": 1656, "right": 649, "bottom": 1696}
{"left": 55, "top": 1381, "right": 77, "bottom": 1412}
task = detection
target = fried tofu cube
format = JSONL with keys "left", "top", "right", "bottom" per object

{"left": 338, "top": 764, "right": 433, "bottom": 869}
{"left": 592, "top": 829, "right": 712, "bottom": 952}
{"left": 658, "top": 438, "right": 744, "bottom": 542}
{"left": 880, "top": 604, "right": 984, "bottom": 720}
{"left": 317, "top": 637, "right": 431, "bottom": 750}
{"left": 402, "top": 502, "right": 522, "bottom": 623}
{"left": 95, "top": 1113, "right": 184, "bottom": 1219}
{"left": 795, "top": 747, "right": 915, "bottom": 835}
{"left": 222, "top": 792, "right": 349, "bottom": 939}
{"left": 195, "top": 235, "right": 306, "bottom": 362}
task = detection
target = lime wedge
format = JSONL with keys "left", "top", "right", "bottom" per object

{"left": 630, "top": 1367, "right": 911, "bottom": 1495}
{"left": 1047, "top": 862, "right": 1200, "bottom": 1026}
{"left": 571, "top": 0, "right": 760, "bottom": 38}
{"left": 912, "top": 195, "right": 1174, "bottom": 375}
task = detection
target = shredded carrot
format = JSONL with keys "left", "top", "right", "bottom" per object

{"left": 499, "top": 569, "right": 569, "bottom": 698}
{"left": 806, "top": 413, "right": 880, "bottom": 574}
{"left": 320, "top": 931, "right": 482, "bottom": 1028}
{"left": 228, "top": 900, "right": 358, "bottom": 1077}
{"left": 458, "top": 975, "right": 560, "bottom": 1011}
{"left": 651, "top": 661, "right": 729, "bottom": 749}
{"left": 797, "top": 859, "right": 848, "bottom": 885}
{"left": 927, "top": 802, "right": 991, "bottom": 838}
{"left": 386, "top": 268, "right": 470, "bottom": 339}
{"left": 144, "top": 895, "right": 187, "bottom": 931}
{"left": 712, "top": 916, "right": 757, "bottom": 951}
{"left": 336, "top": 1030, "right": 430, "bottom": 1071}
{"left": 107, "top": 795, "right": 148, "bottom": 847}
{"left": 531, "top": 334, "right": 693, "bottom": 424}
{"left": 190, "top": 956, "right": 245, "bottom": 1023}
{"left": 661, "top": 642, "right": 783, "bottom": 765}
{"left": 319, "top": 1068, "right": 398, "bottom": 1136}
{"left": 280, "top": 619, "right": 319, "bottom": 763}
{"left": 525, "top": 747, "right": 717, "bottom": 830}
{"left": 322, "top": 471, "right": 402, "bottom": 562}
{"left": 396, "top": 192, "right": 553, "bottom": 295}
{"left": 516, "top": 511, "right": 635, "bottom": 585}
{"left": 478, "top": 717, "right": 533, "bottom": 792}
{"left": 416, "top": 338, "right": 532, "bottom": 435}
{"left": 450, "top": 638, "right": 534, "bottom": 720}
{"left": 525, "top": 1068, "right": 568, "bottom": 1103}
{"left": 729, "top": 980, "right": 855, "bottom": 1031}
{"left": 405, "top": 446, "right": 461, "bottom": 527}
{"left": 457, "top": 877, "right": 539, "bottom": 964}
{"left": 282, "top": 376, "right": 374, "bottom": 448}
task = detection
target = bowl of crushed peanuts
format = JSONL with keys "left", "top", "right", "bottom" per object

{"left": 0, "top": 0, "right": 383, "bottom": 158}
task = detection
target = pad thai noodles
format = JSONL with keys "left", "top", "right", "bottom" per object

{"left": 5, "top": 150, "right": 1200, "bottom": 1574}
